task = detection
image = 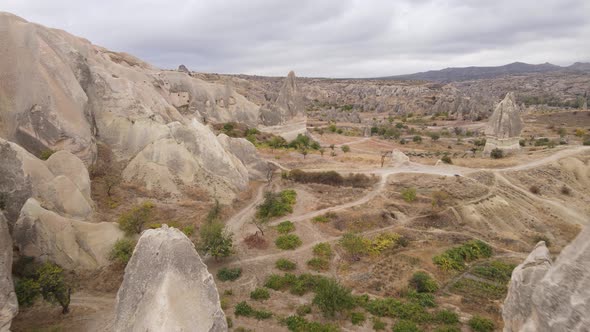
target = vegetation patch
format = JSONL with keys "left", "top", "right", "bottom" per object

{"left": 432, "top": 240, "right": 493, "bottom": 271}
{"left": 250, "top": 287, "right": 270, "bottom": 301}
{"left": 217, "top": 267, "right": 242, "bottom": 281}
{"left": 118, "top": 201, "right": 154, "bottom": 235}
{"left": 256, "top": 189, "right": 297, "bottom": 220}
{"left": 14, "top": 261, "right": 71, "bottom": 313}
{"left": 312, "top": 242, "right": 333, "bottom": 258}
{"left": 471, "top": 261, "right": 516, "bottom": 283}
{"left": 234, "top": 301, "right": 272, "bottom": 320}
{"left": 276, "top": 220, "right": 295, "bottom": 234}
{"left": 109, "top": 238, "right": 136, "bottom": 265}
{"left": 275, "top": 234, "right": 303, "bottom": 250}
{"left": 401, "top": 187, "right": 417, "bottom": 202}
{"left": 409, "top": 271, "right": 439, "bottom": 293}
{"left": 307, "top": 258, "right": 330, "bottom": 271}
{"left": 468, "top": 315, "right": 495, "bottom": 332}
{"left": 285, "top": 169, "right": 375, "bottom": 188}
{"left": 282, "top": 315, "right": 339, "bottom": 332}
{"left": 451, "top": 278, "right": 507, "bottom": 300}
{"left": 275, "top": 258, "right": 297, "bottom": 271}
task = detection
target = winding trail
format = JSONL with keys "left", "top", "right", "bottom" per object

{"left": 225, "top": 144, "right": 590, "bottom": 265}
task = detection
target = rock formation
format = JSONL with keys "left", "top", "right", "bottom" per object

{"left": 114, "top": 225, "right": 227, "bottom": 332}
{"left": 13, "top": 198, "right": 123, "bottom": 270}
{"left": 502, "top": 241, "right": 552, "bottom": 331}
{"left": 0, "top": 213, "right": 18, "bottom": 332}
{"left": 483, "top": 92, "right": 523, "bottom": 156}
{"left": 503, "top": 226, "right": 590, "bottom": 331}
{"left": 390, "top": 149, "right": 410, "bottom": 166}
{"left": 217, "top": 133, "right": 271, "bottom": 181}
{"left": 259, "top": 71, "right": 308, "bottom": 140}
{"left": 0, "top": 138, "right": 93, "bottom": 226}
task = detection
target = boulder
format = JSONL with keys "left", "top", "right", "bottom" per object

{"left": 502, "top": 241, "right": 552, "bottom": 331}
{"left": 217, "top": 133, "right": 270, "bottom": 181}
{"left": 13, "top": 199, "right": 123, "bottom": 270}
{"left": 0, "top": 213, "right": 17, "bottom": 332}
{"left": 114, "top": 225, "right": 227, "bottom": 332}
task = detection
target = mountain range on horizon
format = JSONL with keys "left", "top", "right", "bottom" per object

{"left": 378, "top": 61, "right": 590, "bottom": 82}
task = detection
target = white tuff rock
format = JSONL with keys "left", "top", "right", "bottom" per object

{"left": 114, "top": 226, "right": 227, "bottom": 332}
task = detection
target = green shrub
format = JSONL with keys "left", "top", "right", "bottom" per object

{"left": 406, "top": 290, "right": 436, "bottom": 308}
{"left": 282, "top": 315, "right": 339, "bottom": 332}
{"left": 471, "top": 261, "right": 516, "bottom": 283}
{"left": 409, "top": 271, "right": 438, "bottom": 293}
{"left": 198, "top": 219, "right": 234, "bottom": 259}
{"left": 468, "top": 315, "right": 495, "bottom": 332}
{"left": 39, "top": 149, "right": 55, "bottom": 160}
{"left": 296, "top": 304, "right": 312, "bottom": 316}
{"left": 277, "top": 220, "right": 295, "bottom": 234}
{"left": 434, "top": 309, "right": 459, "bottom": 324}
{"left": 401, "top": 188, "right": 417, "bottom": 202}
{"left": 350, "top": 312, "right": 366, "bottom": 325}
{"left": 109, "top": 238, "right": 136, "bottom": 265}
{"left": 312, "top": 278, "right": 356, "bottom": 317}
{"left": 118, "top": 201, "right": 154, "bottom": 235}
{"left": 275, "top": 258, "right": 297, "bottom": 271}
{"left": 412, "top": 135, "right": 422, "bottom": 143}
{"left": 490, "top": 148, "right": 504, "bottom": 159}
{"left": 287, "top": 169, "right": 375, "bottom": 188}
{"left": 341, "top": 145, "right": 351, "bottom": 153}
{"left": 217, "top": 267, "right": 242, "bottom": 281}
{"left": 307, "top": 258, "right": 329, "bottom": 271}
{"left": 276, "top": 234, "right": 302, "bottom": 250}
{"left": 451, "top": 278, "right": 507, "bottom": 300}
{"left": 435, "top": 326, "right": 461, "bottom": 332}
{"left": 181, "top": 225, "right": 195, "bottom": 236}
{"left": 372, "top": 317, "right": 387, "bottom": 330}
{"left": 250, "top": 287, "right": 270, "bottom": 301}
{"left": 433, "top": 240, "right": 493, "bottom": 271}
{"left": 37, "top": 262, "right": 71, "bottom": 313}
{"left": 234, "top": 301, "right": 272, "bottom": 320}
{"left": 430, "top": 133, "right": 440, "bottom": 141}
{"left": 312, "top": 242, "right": 332, "bottom": 258}
{"left": 257, "top": 190, "right": 297, "bottom": 219}
{"left": 392, "top": 320, "right": 420, "bottom": 332}
{"left": 15, "top": 278, "right": 40, "bottom": 307}
{"left": 339, "top": 232, "right": 369, "bottom": 261}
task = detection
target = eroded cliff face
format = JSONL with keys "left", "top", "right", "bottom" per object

{"left": 114, "top": 226, "right": 227, "bottom": 332}
{"left": 503, "top": 226, "right": 590, "bottom": 331}
{"left": 0, "top": 213, "right": 17, "bottom": 332}
{"left": 0, "top": 12, "right": 276, "bottom": 203}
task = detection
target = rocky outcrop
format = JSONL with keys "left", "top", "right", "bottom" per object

{"left": 502, "top": 241, "right": 552, "bottom": 331}
{"left": 13, "top": 198, "right": 123, "bottom": 270}
{"left": 0, "top": 213, "right": 17, "bottom": 332}
{"left": 114, "top": 225, "right": 226, "bottom": 332}
{"left": 0, "top": 138, "right": 93, "bottom": 226}
{"left": 217, "top": 133, "right": 270, "bottom": 181}
{"left": 503, "top": 226, "right": 590, "bottom": 331}
{"left": 483, "top": 92, "right": 523, "bottom": 156}
{"left": 390, "top": 149, "right": 410, "bottom": 166}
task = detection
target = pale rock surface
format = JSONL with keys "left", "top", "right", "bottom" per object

{"left": 502, "top": 241, "right": 552, "bottom": 331}
{"left": 13, "top": 198, "right": 123, "bottom": 270}
{"left": 483, "top": 92, "right": 523, "bottom": 156}
{"left": 503, "top": 226, "right": 590, "bottom": 331}
{"left": 114, "top": 225, "right": 227, "bottom": 332}
{"left": 0, "top": 213, "right": 17, "bottom": 332}
{"left": 390, "top": 149, "right": 410, "bottom": 166}
{"left": 217, "top": 133, "right": 270, "bottom": 181}
{"left": 0, "top": 138, "right": 92, "bottom": 225}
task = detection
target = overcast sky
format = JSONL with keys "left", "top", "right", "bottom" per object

{"left": 3, "top": 0, "right": 589, "bottom": 77}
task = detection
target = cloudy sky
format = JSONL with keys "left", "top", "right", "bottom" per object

{"left": 3, "top": 0, "right": 589, "bottom": 77}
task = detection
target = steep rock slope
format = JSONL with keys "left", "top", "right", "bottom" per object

{"left": 114, "top": 225, "right": 226, "bottom": 332}
{"left": 503, "top": 225, "right": 590, "bottom": 331}
{"left": 0, "top": 12, "right": 274, "bottom": 202}
{"left": 0, "top": 213, "right": 17, "bottom": 332}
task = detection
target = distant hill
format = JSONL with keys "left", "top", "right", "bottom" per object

{"left": 380, "top": 62, "right": 590, "bottom": 82}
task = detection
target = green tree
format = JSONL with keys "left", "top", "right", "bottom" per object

{"left": 15, "top": 278, "right": 40, "bottom": 307}
{"left": 341, "top": 145, "right": 351, "bottom": 153}
{"left": 37, "top": 262, "right": 71, "bottom": 314}
{"left": 109, "top": 238, "right": 136, "bottom": 265}
{"left": 118, "top": 201, "right": 154, "bottom": 235}
{"left": 312, "top": 278, "right": 355, "bottom": 317}
{"left": 199, "top": 220, "right": 234, "bottom": 260}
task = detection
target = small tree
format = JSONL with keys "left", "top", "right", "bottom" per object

{"left": 37, "top": 262, "right": 71, "bottom": 314}
{"left": 109, "top": 238, "right": 136, "bottom": 265}
{"left": 339, "top": 232, "right": 368, "bottom": 261}
{"left": 490, "top": 148, "right": 504, "bottom": 159}
{"left": 341, "top": 145, "right": 350, "bottom": 153}
{"left": 312, "top": 278, "right": 355, "bottom": 317}
{"left": 199, "top": 220, "right": 234, "bottom": 260}
{"left": 118, "top": 201, "right": 154, "bottom": 235}
{"left": 300, "top": 148, "right": 308, "bottom": 159}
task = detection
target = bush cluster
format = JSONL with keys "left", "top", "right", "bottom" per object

{"left": 276, "top": 220, "right": 295, "bottom": 234}
{"left": 286, "top": 169, "right": 375, "bottom": 188}
{"left": 409, "top": 271, "right": 439, "bottom": 293}
{"left": 257, "top": 190, "right": 297, "bottom": 219}
{"left": 490, "top": 148, "right": 504, "bottom": 159}
{"left": 307, "top": 258, "right": 330, "bottom": 271}
{"left": 282, "top": 315, "right": 339, "bottom": 332}
{"left": 264, "top": 273, "right": 327, "bottom": 296}
{"left": 275, "top": 258, "right": 297, "bottom": 271}
{"left": 275, "top": 234, "right": 302, "bottom": 250}
{"left": 432, "top": 240, "right": 493, "bottom": 271}
{"left": 250, "top": 287, "right": 270, "bottom": 301}
{"left": 234, "top": 301, "right": 272, "bottom": 320}
{"left": 468, "top": 315, "right": 495, "bottom": 332}
{"left": 217, "top": 267, "right": 242, "bottom": 281}
{"left": 471, "top": 261, "right": 516, "bottom": 283}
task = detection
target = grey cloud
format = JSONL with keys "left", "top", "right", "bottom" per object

{"left": 2, "top": 0, "right": 589, "bottom": 77}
